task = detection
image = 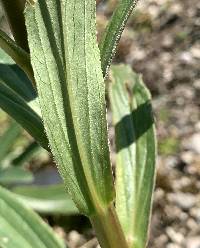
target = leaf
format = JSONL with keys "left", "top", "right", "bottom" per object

{"left": 0, "top": 167, "right": 34, "bottom": 185}
{"left": 0, "top": 81, "right": 48, "bottom": 150}
{"left": 0, "top": 47, "right": 42, "bottom": 123}
{"left": 0, "top": 186, "right": 65, "bottom": 248}
{"left": 0, "top": 48, "right": 14, "bottom": 64}
{"left": 0, "top": 64, "right": 36, "bottom": 102}
{"left": 100, "top": 0, "right": 138, "bottom": 77}
{"left": 109, "top": 65, "right": 156, "bottom": 248}
{"left": 0, "top": 47, "right": 37, "bottom": 102}
{"left": 0, "top": 29, "right": 34, "bottom": 83}
{"left": 12, "top": 184, "right": 79, "bottom": 215}
{"left": 0, "top": 121, "right": 21, "bottom": 163}
{"left": 25, "top": 0, "right": 114, "bottom": 215}
{"left": 12, "top": 141, "right": 41, "bottom": 167}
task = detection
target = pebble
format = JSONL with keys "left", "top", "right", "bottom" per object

{"left": 186, "top": 237, "right": 200, "bottom": 248}
{"left": 167, "top": 192, "right": 197, "bottom": 210}
{"left": 67, "top": 231, "right": 86, "bottom": 247}
{"left": 190, "top": 208, "right": 200, "bottom": 222}
{"left": 166, "top": 243, "right": 181, "bottom": 248}
{"left": 186, "top": 133, "right": 200, "bottom": 154}
{"left": 166, "top": 227, "right": 184, "bottom": 244}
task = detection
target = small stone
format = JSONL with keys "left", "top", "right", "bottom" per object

{"left": 167, "top": 193, "right": 197, "bottom": 210}
{"left": 180, "top": 151, "right": 194, "bottom": 164}
{"left": 166, "top": 227, "right": 184, "bottom": 244}
{"left": 186, "top": 133, "right": 200, "bottom": 154}
{"left": 194, "top": 80, "right": 200, "bottom": 90}
{"left": 186, "top": 237, "right": 200, "bottom": 248}
{"left": 156, "top": 234, "right": 168, "bottom": 246}
{"left": 186, "top": 218, "right": 199, "bottom": 231}
{"left": 166, "top": 243, "right": 181, "bottom": 248}
{"left": 162, "top": 36, "right": 174, "bottom": 48}
{"left": 179, "top": 52, "right": 194, "bottom": 64}
{"left": 68, "top": 231, "right": 86, "bottom": 247}
{"left": 190, "top": 45, "right": 200, "bottom": 59}
{"left": 190, "top": 208, "right": 200, "bottom": 221}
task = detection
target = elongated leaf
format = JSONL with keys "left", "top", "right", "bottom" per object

{"left": 0, "top": 167, "right": 33, "bottom": 185}
{"left": 1, "top": 0, "right": 29, "bottom": 52}
{"left": 100, "top": 0, "right": 138, "bottom": 77}
{"left": 0, "top": 47, "right": 36, "bottom": 101}
{"left": 0, "top": 81, "right": 48, "bottom": 150}
{"left": 0, "top": 186, "right": 65, "bottom": 248}
{"left": 13, "top": 184, "right": 79, "bottom": 215}
{"left": 110, "top": 65, "right": 156, "bottom": 248}
{"left": 25, "top": 0, "right": 114, "bottom": 215}
{"left": 0, "top": 64, "right": 36, "bottom": 101}
{"left": 0, "top": 48, "right": 14, "bottom": 64}
{"left": 0, "top": 121, "right": 21, "bottom": 163}
{"left": 12, "top": 141, "right": 41, "bottom": 167}
{"left": 0, "top": 29, "right": 34, "bottom": 82}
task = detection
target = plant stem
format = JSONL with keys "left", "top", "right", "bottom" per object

{"left": 1, "top": 0, "right": 29, "bottom": 52}
{"left": 90, "top": 204, "right": 128, "bottom": 248}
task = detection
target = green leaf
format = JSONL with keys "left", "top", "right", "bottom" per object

{"left": 0, "top": 167, "right": 34, "bottom": 185}
{"left": 0, "top": 121, "right": 21, "bottom": 163}
{"left": 109, "top": 65, "right": 156, "bottom": 248}
{"left": 0, "top": 82, "right": 48, "bottom": 150}
{"left": 0, "top": 47, "right": 37, "bottom": 101}
{"left": 0, "top": 47, "right": 42, "bottom": 117}
{"left": 100, "top": 0, "right": 138, "bottom": 76}
{"left": 0, "top": 30, "right": 34, "bottom": 82}
{"left": 0, "top": 186, "right": 65, "bottom": 248}
{"left": 0, "top": 48, "right": 14, "bottom": 64}
{"left": 0, "top": 64, "right": 36, "bottom": 102}
{"left": 12, "top": 184, "right": 79, "bottom": 215}
{"left": 25, "top": 0, "right": 114, "bottom": 215}
{"left": 12, "top": 141, "right": 41, "bottom": 167}
{"left": 1, "top": 0, "right": 29, "bottom": 52}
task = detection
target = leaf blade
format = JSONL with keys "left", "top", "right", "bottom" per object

{"left": 100, "top": 0, "right": 138, "bottom": 76}
{"left": 0, "top": 186, "right": 65, "bottom": 248}
{"left": 110, "top": 65, "right": 156, "bottom": 248}
{"left": 25, "top": 0, "right": 114, "bottom": 215}
{"left": 0, "top": 121, "right": 21, "bottom": 163}
{"left": 0, "top": 81, "right": 48, "bottom": 150}
{"left": 0, "top": 167, "right": 34, "bottom": 185}
{"left": 12, "top": 184, "right": 79, "bottom": 215}
{"left": 0, "top": 29, "right": 34, "bottom": 83}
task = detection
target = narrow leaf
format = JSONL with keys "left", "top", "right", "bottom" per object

{"left": 0, "top": 121, "right": 21, "bottom": 163}
{"left": 0, "top": 186, "right": 65, "bottom": 248}
{"left": 0, "top": 48, "right": 40, "bottom": 114}
{"left": 0, "top": 167, "right": 33, "bottom": 185}
{"left": 0, "top": 82, "right": 48, "bottom": 150}
{"left": 0, "top": 30, "right": 34, "bottom": 82}
{"left": 13, "top": 184, "right": 79, "bottom": 215}
{"left": 100, "top": 0, "right": 138, "bottom": 76}
{"left": 110, "top": 65, "right": 156, "bottom": 248}
{"left": 0, "top": 63, "right": 36, "bottom": 101}
{"left": 1, "top": 0, "right": 29, "bottom": 52}
{"left": 12, "top": 141, "right": 41, "bottom": 167}
{"left": 25, "top": 0, "right": 114, "bottom": 215}
{"left": 0, "top": 48, "right": 14, "bottom": 64}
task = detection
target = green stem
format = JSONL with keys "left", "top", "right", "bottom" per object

{"left": 1, "top": 0, "right": 29, "bottom": 52}
{"left": 90, "top": 204, "right": 129, "bottom": 248}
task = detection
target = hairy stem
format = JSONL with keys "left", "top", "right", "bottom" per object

{"left": 90, "top": 204, "right": 129, "bottom": 248}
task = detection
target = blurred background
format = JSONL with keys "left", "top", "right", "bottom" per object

{"left": 0, "top": 0, "right": 200, "bottom": 247}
